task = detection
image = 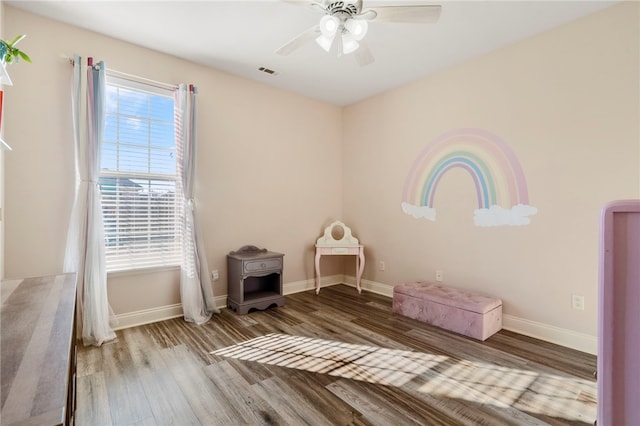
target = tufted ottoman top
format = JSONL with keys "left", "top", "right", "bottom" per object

{"left": 394, "top": 281, "right": 502, "bottom": 314}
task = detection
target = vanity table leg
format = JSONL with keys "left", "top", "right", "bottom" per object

{"left": 355, "top": 254, "right": 361, "bottom": 294}
{"left": 356, "top": 248, "right": 365, "bottom": 294}
{"left": 314, "top": 251, "right": 322, "bottom": 294}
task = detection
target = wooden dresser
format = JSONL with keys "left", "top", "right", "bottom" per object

{"left": 1, "top": 273, "right": 77, "bottom": 426}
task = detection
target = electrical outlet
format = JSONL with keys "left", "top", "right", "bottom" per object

{"left": 571, "top": 294, "right": 585, "bottom": 310}
{"left": 379, "top": 261, "right": 385, "bottom": 271}
{"left": 435, "top": 270, "right": 443, "bottom": 282}
{"left": 211, "top": 270, "right": 219, "bottom": 281}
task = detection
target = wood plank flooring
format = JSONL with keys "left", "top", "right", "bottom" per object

{"left": 77, "top": 285, "right": 597, "bottom": 425}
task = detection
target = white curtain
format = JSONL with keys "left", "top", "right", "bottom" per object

{"left": 63, "top": 55, "right": 116, "bottom": 346}
{"left": 176, "top": 84, "right": 218, "bottom": 324}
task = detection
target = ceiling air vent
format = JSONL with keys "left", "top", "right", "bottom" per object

{"left": 258, "top": 66, "right": 278, "bottom": 76}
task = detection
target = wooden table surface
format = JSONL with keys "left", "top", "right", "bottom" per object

{"left": 1, "top": 273, "right": 77, "bottom": 426}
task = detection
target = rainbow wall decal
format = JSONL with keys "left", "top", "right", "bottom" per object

{"left": 401, "top": 128, "right": 537, "bottom": 227}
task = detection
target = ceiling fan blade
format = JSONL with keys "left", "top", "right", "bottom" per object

{"left": 281, "top": 0, "right": 328, "bottom": 13}
{"left": 354, "top": 10, "right": 377, "bottom": 20}
{"left": 275, "top": 25, "right": 321, "bottom": 56}
{"left": 370, "top": 5, "right": 442, "bottom": 23}
{"left": 354, "top": 41, "right": 375, "bottom": 67}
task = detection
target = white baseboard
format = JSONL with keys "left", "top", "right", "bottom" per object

{"left": 114, "top": 276, "right": 597, "bottom": 355}
{"left": 114, "top": 303, "right": 183, "bottom": 330}
{"left": 213, "top": 295, "right": 229, "bottom": 310}
{"left": 502, "top": 314, "right": 597, "bottom": 355}
{"left": 343, "top": 276, "right": 394, "bottom": 297}
{"left": 114, "top": 295, "right": 228, "bottom": 330}
{"left": 283, "top": 274, "right": 345, "bottom": 295}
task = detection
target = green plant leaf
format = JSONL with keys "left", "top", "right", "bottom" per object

{"left": 18, "top": 51, "right": 31, "bottom": 63}
{"left": 9, "top": 34, "right": 26, "bottom": 46}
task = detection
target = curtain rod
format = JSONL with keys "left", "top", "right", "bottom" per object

{"left": 65, "top": 55, "right": 179, "bottom": 91}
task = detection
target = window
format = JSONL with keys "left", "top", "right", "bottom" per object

{"left": 100, "top": 76, "right": 182, "bottom": 272}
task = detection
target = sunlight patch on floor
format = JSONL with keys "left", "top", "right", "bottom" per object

{"left": 416, "top": 358, "right": 596, "bottom": 422}
{"left": 211, "top": 333, "right": 446, "bottom": 386}
{"left": 211, "top": 333, "right": 596, "bottom": 422}
{"left": 417, "top": 359, "right": 538, "bottom": 408}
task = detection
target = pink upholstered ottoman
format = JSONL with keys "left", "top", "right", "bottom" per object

{"left": 392, "top": 282, "right": 502, "bottom": 341}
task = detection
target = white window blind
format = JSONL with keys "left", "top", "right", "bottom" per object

{"left": 100, "top": 76, "right": 182, "bottom": 272}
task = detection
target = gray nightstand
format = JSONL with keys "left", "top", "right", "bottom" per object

{"left": 227, "top": 245, "right": 284, "bottom": 314}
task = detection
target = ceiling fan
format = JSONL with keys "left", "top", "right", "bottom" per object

{"left": 276, "top": 0, "right": 442, "bottom": 67}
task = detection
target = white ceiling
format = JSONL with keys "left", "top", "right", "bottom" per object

{"left": 7, "top": 0, "right": 618, "bottom": 105}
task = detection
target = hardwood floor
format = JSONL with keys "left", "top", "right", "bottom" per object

{"left": 77, "top": 285, "right": 597, "bottom": 426}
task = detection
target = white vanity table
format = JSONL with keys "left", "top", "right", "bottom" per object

{"left": 314, "top": 221, "right": 365, "bottom": 294}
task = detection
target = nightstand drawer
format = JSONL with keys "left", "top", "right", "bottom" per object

{"left": 244, "top": 258, "right": 282, "bottom": 273}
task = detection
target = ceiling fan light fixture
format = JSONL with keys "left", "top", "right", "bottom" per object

{"left": 315, "top": 34, "right": 334, "bottom": 52}
{"left": 319, "top": 15, "right": 340, "bottom": 37}
{"left": 344, "top": 19, "right": 368, "bottom": 41}
{"left": 342, "top": 34, "right": 360, "bottom": 54}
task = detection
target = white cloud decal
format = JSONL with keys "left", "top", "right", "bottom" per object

{"left": 474, "top": 204, "right": 538, "bottom": 227}
{"left": 401, "top": 202, "right": 436, "bottom": 221}
{"left": 402, "top": 203, "right": 538, "bottom": 227}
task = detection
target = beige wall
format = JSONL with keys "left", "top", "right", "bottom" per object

{"left": 3, "top": 4, "right": 639, "bottom": 345}
{"left": 3, "top": 6, "right": 343, "bottom": 313}
{"left": 342, "top": 2, "right": 639, "bottom": 337}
